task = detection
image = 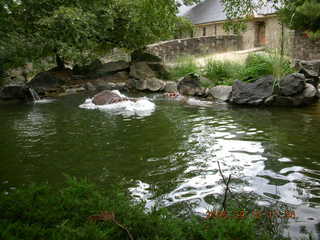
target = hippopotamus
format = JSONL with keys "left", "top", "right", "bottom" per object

{"left": 92, "top": 90, "right": 134, "bottom": 105}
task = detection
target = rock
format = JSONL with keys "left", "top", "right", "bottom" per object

{"left": 0, "top": 85, "right": 31, "bottom": 101}
{"left": 101, "top": 71, "right": 129, "bottom": 83}
{"left": 92, "top": 90, "right": 123, "bottom": 105}
{"left": 85, "top": 82, "right": 96, "bottom": 92}
{"left": 279, "top": 73, "right": 305, "bottom": 96}
{"left": 295, "top": 59, "right": 320, "bottom": 78}
{"left": 129, "top": 77, "right": 166, "bottom": 92}
{"left": 147, "top": 62, "right": 170, "bottom": 80}
{"left": 303, "top": 83, "right": 318, "bottom": 98}
{"left": 94, "top": 80, "right": 127, "bottom": 92}
{"left": 64, "top": 87, "right": 85, "bottom": 95}
{"left": 130, "top": 62, "right": 156, "bottom": 80}
{"left": 28, "top": 70, "right": 68, "bottom": 93}
{"left": 95, "top": 61, "right": 129, "bottom": 77}
{"left": 131, "top": 50, "right": 162, "bottom": 63}
{"left": 229, "top": 75, "right": 274, "bottom": 105}
{"left": 73, "top": 59, "right": 103, "bottom": 75}
{"left": 164, "top": 81, "right": 178, "bottom": 93}
{"left": 209, "top": 85, "right": 232, "bottom": 101}
{"left": 177, "top": 73, "right": 208, "bottom": 96}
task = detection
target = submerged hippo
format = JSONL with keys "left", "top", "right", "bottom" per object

{"left": 92, "top": 90, "right": 137, "bottom": 105}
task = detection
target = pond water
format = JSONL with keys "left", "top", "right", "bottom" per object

{"left": 1, "top": 93, "right": 320, "bottom": 239}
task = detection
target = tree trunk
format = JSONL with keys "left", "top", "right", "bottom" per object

{"left": 55, "top": 54, "right": 65, "bottom": 70}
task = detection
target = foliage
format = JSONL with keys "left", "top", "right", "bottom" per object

{"left": 203, "top": 60, "right": 243, "bottom": 86}
{"left": 0, "top": 0, "right": 197, "bottom": 71}
{"left": 169, "top": 51, "right": 294, "bottom": 86}
{"left": 168, "top": 56, "right": 200, "bottom": 80}
{"left": 0, "top": 177, "right": 290, "bottom": 240}
{"left": 279, "top": 0, "right": 320, "bottom": 38}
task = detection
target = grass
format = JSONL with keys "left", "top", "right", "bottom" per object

{"left": 168, "top": 56, "right": 200, "bottom": 80}
{"left": 168, "top": 51, "right": 295, "bottom": 87}
{"left": 0, "top": 177, "right": 292, "bottom": 240}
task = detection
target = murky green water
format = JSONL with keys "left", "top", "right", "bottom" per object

{"left": 1, "top": 94, "right": 320, "bottom": 239}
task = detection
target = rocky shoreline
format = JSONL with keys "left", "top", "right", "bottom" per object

{"left": 1, "top": 52, "right": 319, "bottom": 108}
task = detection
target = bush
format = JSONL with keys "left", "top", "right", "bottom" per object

{"left": 168, "top": 56, "right": 200, "bottom": 80}
{"left": 203, "top": 60, "right": 243, "bottom": 86}
{"left": 0, "top": 178, "right": 290, "bottom": 240}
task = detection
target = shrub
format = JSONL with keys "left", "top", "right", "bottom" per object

{"left": 239, "top": 52, "right": 294, "bottom": 82}
{"left": 0, "top": 177, "right": 290, "bottom": 240}
{"left": 203, "top": 59, "right": 243, "bottom": 86}
{"left": 168, "top": 56, "right": 200, "bottom": 80}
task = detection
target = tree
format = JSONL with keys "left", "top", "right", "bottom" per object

{"left": 278, "top": 0, "right": 320, "bottom": 39}
{"left": 0, "top": 0, "right": 198, "bottom": 71}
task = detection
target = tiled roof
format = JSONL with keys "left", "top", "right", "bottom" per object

{"left": 184, "top": 0, "right": 277, "bottom": 25}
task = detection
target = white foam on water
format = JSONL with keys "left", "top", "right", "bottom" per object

{"left": 34, "top": 99, "right": 56, "bottom": 104}
{"left": 79, "top": 90, "right": 156, "bottom": 117}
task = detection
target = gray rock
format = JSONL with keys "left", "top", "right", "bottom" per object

{"left": 177, "top": 73, "right": 207, "bottom": 96}
{"left": 131, "top": 50, "right": 162, "bottom": 62}
{"left": 65, "top": 87, "right": 85, "bottom": 95}
{"left": 164, "top": 81, "right": 178, "bottom": 93}
{"left": 0, "top": 85, "right": 31, "bottom": 101}
{"left": 209, "top": 85, "right": 232, "bottom": 101}
{"left": 279, "top": 73, "right": 305, "bottom": 96}
{"left": 85, "top": 82, "right": 96, "bottom": 92}
{"left": 96, "top": 61, "right": 129, "bottom": 76}
{"left": 28, "top": 70, "right": 67, "bottom": 93}
{"left": 101, "top": 71, "right": 129, "bottom": 83}
{"left": 130, "top": 78, "right": 166, "bottom": 92}
{"left": 303, "top": 83, "right": 317, "bottom": 98}
{"left": 130, "top": 62, "right": 156, "bottom": 80}
{"left": 229, "top": 76, "right": 274, "bottom": 105}
{"left": 147, "top": 62, "right": 170, "bottom": 80}
{"left": 295, "top": 59, "right": 320, "bottom": 78}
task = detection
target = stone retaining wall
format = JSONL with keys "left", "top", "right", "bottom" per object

{"left": 147, "top": 36, "right": 241, "bottom": 62}
{"left": 293, "top": 31, "right": 320, "bottom": 60}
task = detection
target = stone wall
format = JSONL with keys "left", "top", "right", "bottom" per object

{"left": 292, "top": 31, "right": 320, "bottom": 60}
{"left": 147, "top": 36, "right": 241, "bottom": 62}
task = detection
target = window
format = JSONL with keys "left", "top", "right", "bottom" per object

{"left": 202, "top": 27, "right": 206, "bottom": 36}
{"left": 214, "top": 24, "right": 217, "bottom": 36}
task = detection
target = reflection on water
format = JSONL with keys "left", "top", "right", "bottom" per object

{"left": 1, "top": 94, "right": 320, "bottom": 239}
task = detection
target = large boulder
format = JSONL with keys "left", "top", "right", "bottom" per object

{"left": 129, "top": 77, "right": 166, "bottom": 92}
{"left": 209, "top": 85, "right": 232, "bottom": 101}
{"left": 177, "top": 73, "right": 207, "bottom": 96}
{"left": 229, "top": 75, "right": 274, "bottom": 105}
{"left": 73, "top": 60, "right": 129, "bottom": 79}
{"left": 130, "top": 62, "right": 156, "bottom": 80}
{"left": 295, "top": 59, "right": 320, "bottom": 78}
{"left": 28, "top": 69, "right": 70, "bottom": 93}
{"left": 164, "top": 81, "right": 178, "bottom": 93}
{"left": 230, "top": 73, "right": 319, "bottom": 107}
{"left": 92, "top": 90, "right": 123, "bottom": 105}
{"left": 95, "top": 61, "right": 129, "bottom": 78}
{"left": 129, "top": 62, "right": 166, "bottom": 92}
{"left": 131, "top": 50, "right": 162, "bottom": 63}
{"left": 279, "top": 73, "right": 305, "bottom": 96}
{"left": 295, "top": 59, "right": 320, "bottom": 88}
{"left": 0, "top": 85, "right": 31, "bottom": 101}
{"left": 100, "top": 71, "right": 129, "bottom": 83}
{"left": 147, "top": 62, "right": 170, "bottom": 80}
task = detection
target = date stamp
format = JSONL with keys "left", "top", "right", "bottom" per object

{"left": 206, "top": 210, "right": 296, "bottom": 220}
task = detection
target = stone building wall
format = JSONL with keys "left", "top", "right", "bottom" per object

{"left": 192, "top": 16, "right": 290, "bottom": 51}
{"left": 147, "top": 35, "right": 241, "bottom": 62}
{"left": 292, "top": 31, "right": 320, "bottom": 60}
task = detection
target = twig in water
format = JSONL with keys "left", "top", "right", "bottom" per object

{"left": 217, "top": 161, "right": 232, "bottom": 211}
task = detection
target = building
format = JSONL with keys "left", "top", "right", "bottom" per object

{"left": 184, "top": 0, "right": 291, "bottom": 50}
